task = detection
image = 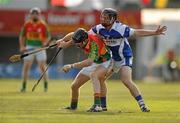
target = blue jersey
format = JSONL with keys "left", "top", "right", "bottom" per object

{"left": 90, "top": 21, "right": 135, "bottom": 61}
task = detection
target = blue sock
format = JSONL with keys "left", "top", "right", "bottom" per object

{"left": 135, "top": 95, "right": 146, "bottom": 109}
{"left": 100, "top": 97, "right": 106, "bottom": 108}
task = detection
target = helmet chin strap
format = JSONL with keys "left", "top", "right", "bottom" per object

{"left": 82, "top": 39, "right": 88, "bottom": 48}
{"left": 102, "top": 23, "right": 112, "bottom": 28}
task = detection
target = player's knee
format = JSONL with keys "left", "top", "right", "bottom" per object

{"left": 71, "top": 83, "right": 79, "bottom": 91}
{"left": 99, "top": 76, "right": 106, "bottom": 83}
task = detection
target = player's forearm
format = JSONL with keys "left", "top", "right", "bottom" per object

{"left": 134, "top": 29, "right": 157, "bottom": 37}
{"left": 43, "top": 36, "right": 51, "bottom": 46}
{"left": 19, "top": 36, "right": 26, "bottom": 48}
{"left": 58, "top": 40, "right": 73, "bottom": 48}
{"left": 56, "top": 32, "right": 74, "bottom": 48}
{"left": 64, "top": 40, "right": 73, "bottom": 48}
{"left": 62, "top": 32, "right": 74, "bottom": 42}
{"left": 71, "top": 58, "right": 93, "bottom": 69}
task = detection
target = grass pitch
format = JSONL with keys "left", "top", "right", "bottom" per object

{"left": 0, "top": 79, "right": 180, "bottom": 123}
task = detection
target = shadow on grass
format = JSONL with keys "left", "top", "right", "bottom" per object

{"left": 52, "top": 108, "right": 136, "bottom": 115}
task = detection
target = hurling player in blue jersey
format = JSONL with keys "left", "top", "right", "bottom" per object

{"left": 89, "top": 8, "right": 167, "bottom": 112}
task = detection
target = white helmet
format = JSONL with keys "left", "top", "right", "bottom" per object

{"left": 29, "top": 7, "right": 41, "bottom": 14}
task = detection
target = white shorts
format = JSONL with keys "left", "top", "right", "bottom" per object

{"left": 79, "top": 60, "right": 111, "bottom": 77}
{"left": 23, "top": 46, "right": 47, "bottom": 62}
{"left": 112, "top": 57, "right": 133, "bottom": 73}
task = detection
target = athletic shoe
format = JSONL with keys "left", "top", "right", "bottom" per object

{"left": 44, "top": 88, "right": 48, "bottom": 92}
{"left": 20, "top": 83, "right": 26, "bottom": 92}
{"left": 87, "top": 105, "right": 103, "bottom": 112}
{"left": 20, "top": 88, "right": 26, "bottom": 92}
{"left": 102, "top": 107, "right": 107, "bottom": 111}
{"left": 63, "top": 106, "right": 77, "bottom": 110}
{"left": 141, "top": 106, "right": 150, "bottom": 112}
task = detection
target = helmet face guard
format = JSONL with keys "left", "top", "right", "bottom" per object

{"left": 72, "top": 28, "right": 88, "bottom": 48}
{"left": 101, "top": 8, "right": 118, "bottom": 27}
{"left": 30, "top": 7, "right": 41, "bottom": 15}
{"left": 72, "top": 28, "right": 88, "bottom": 43}
{"left": 29, "top": 7, "right": 41, "bottom": 22}
{"left": 100, "top": 14, "right": 112, "bottom": 27}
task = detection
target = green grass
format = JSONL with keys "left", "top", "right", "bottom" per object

{"left": 0, "top": 79, "right": 180, "bottom": 123}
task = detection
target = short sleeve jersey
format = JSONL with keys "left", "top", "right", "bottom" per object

{"left": 20, "top": 20, "right": 50, "bottom": 47}
{"left": 90, "top": 21, "right": 135, "bottom": 61}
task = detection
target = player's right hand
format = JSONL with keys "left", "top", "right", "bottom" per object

{"left": 61, "top": 64, "right": 72, "bottom": 73}
{"left": 56, "top": 39, "right": 66, "bottom": 48}
{"left": 20, "top": 47, "right": 27, "bottom": 53}
{"left": 155, "top": 25, "right": 167, "bottom": 35}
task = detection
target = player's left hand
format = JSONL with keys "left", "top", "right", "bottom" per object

{"left": 155, "top": 25, "right": 167, "bottom": 35}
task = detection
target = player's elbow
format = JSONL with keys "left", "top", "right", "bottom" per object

{"left": 86, "top": 59, "right": 93, "bottom": 66}
{"left": 133, "top": 30, "right": 140, "bottom": 37}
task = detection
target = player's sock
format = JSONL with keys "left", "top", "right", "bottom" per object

{"left": 44, "top": 81, "right": 48, "bottom": 92}
{"left": 100, "top": 96, "right": 107, "bottom": 111}
{"left": 70, "top": 99, "right": 78, "bottom": 109}
{"left": 135, "top": 95, "right": 147, "bottom": 111}
{"left": 94, "top": 93, "right": 101, "bottom": 105}
{"left": 21, "top": 81, "right": 26, "bottom": 92}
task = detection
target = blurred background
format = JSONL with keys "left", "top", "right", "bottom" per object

{"left": 0, "top": 0, "right": 180, "bottom": 81}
